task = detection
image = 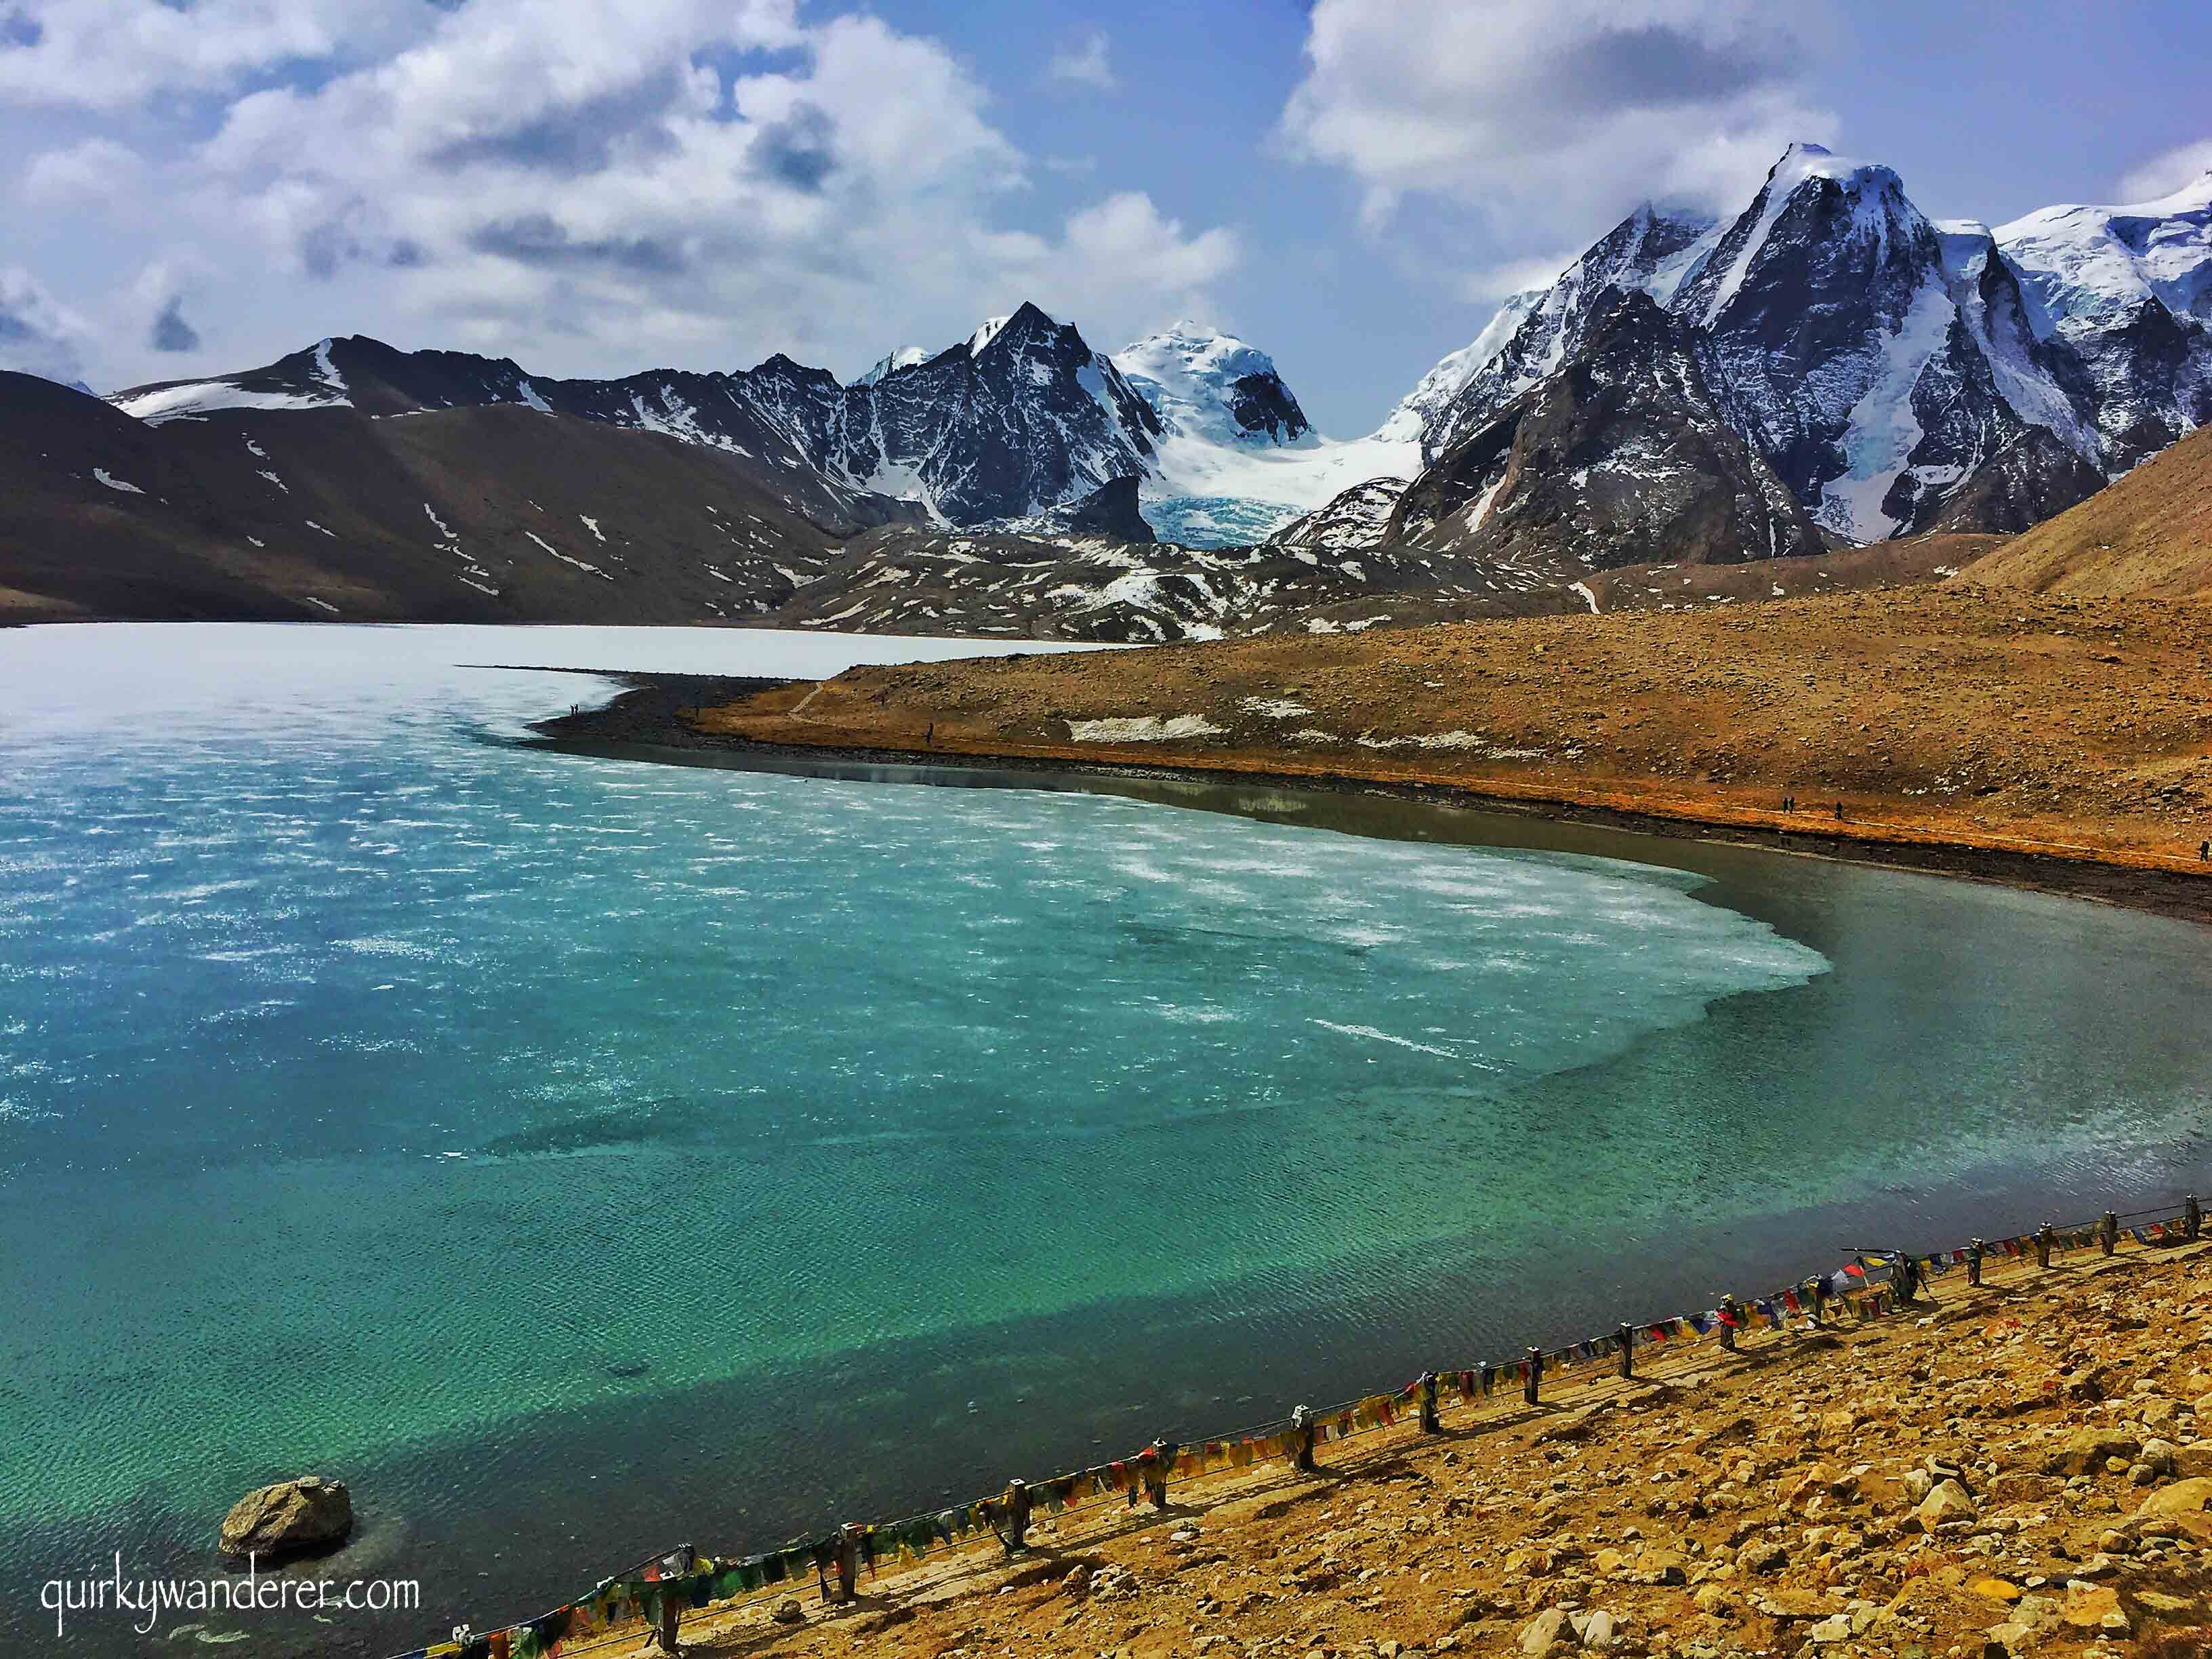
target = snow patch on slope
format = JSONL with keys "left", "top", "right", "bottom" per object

{"left": 1819, "top": 282, "right": 1956, "bottom": 541}
{"left": 1066, "top": 714, "right": 1224, "bottom": 743}
{"left": 855, "top": 346, "right": 928, "bottom": 386}
{"left": 115, "top": 383, "right": 351, "bottom": 424}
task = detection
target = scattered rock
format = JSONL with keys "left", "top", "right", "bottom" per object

{"left": 1519, "top": 1606, "right": 1572, "bottom": 1654}
{"left": 1911, "top": 1479, "right": 1977, "bottom": 1532}
{"left": 772, "top": 1598, "right": 803, "bottom": 1624}
{"left": 2136, "top": 1476, "right": 2212, "bottom": 1518}
{"left": 2064, "top": 1365, "right": 2116, "bottom": 1404}
{"left": 1988, "top": 1591, "right": 2062, "bottom": 1652}
{"left": 1751, "top": 1589, "right": 1828, "bottom": 1620}
{"left": 2044, "top": 1427, "right": 2140, "bottom": 1477}
{"left": 2060, "top": 1581, "right": 2130, "bottom": 1635}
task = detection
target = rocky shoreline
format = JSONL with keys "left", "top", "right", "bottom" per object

{"left": 577, "top": 1240, "right": 2212, "bottom": 1659}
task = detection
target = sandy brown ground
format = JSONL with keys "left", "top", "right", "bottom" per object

{"left": 581, "top": 1241, "right": 2212, "bottom": 1659}
{"left": 678, "top": 583, "right": 2212, "bottom": 896}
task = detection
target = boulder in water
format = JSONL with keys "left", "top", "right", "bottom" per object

{"left": 218, "top": 1476, "right": 354, "bottom": 1561}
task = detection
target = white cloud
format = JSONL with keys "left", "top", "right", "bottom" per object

{"left": 972, "top": 192, "right": 1240, "bottom": 346}
{"left": 0, "top": 0, "right": 432, "bottom": 108}
{"left": 0, "top": 266, "right": 91, "bottom": 386}
{"left": 1280, "top": 0, "right": 1835, "bottom": 235}
{"left": 1047, "top": 30, "right": 1115, "bottom": 91}
{"left": 0, "top": 1, "right": 1239, "bottom": 389}
{"left": 21, "top": 138, "right": 146, "bottom": 205}
{"left": 2116, "top": 138, "right": 2212, "bottom": 203}
{"left": 1063, "top": 193, "right": 1238, "bottom": 289}
{"left": 1453, "top": 251, "right": 1580, "bottom": 306}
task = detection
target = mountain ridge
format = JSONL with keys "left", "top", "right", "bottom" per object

{"left": 10, "top": 142, "right": 2209, "bottom": 638}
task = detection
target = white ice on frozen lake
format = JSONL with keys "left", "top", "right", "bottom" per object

{"left": 0, "top": 623, "right": 1115, "bottom": 750}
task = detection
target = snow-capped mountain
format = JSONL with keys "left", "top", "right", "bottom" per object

{"left": 1371, "top": 289, "right": 1543, "bottom": 447}
{"left": 1399, "top": 144, "right": 2212, "bottom": 548}
{"left": 1674, "top": 143, "right": 2016, "bottom": 541}
{"left": 1998, "top": 171, "right": 2212, "bottom": 334}
{"left": 1994, "top": 169, "right": 2212, "bottom": 468}
{"left": 821, "top": 302, "right": 1163, "bottom": 524}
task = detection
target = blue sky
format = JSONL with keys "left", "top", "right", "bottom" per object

{"left": 1, "top": 0, "right": 2207, "bottom": 431}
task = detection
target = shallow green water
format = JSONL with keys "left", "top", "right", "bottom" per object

{"left": 3, "top": 625, "right": 2208, "bottom": 1656}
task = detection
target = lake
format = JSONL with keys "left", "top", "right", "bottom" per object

{"left": 3, "top": 623, "right": 2207, "bottom": 1656}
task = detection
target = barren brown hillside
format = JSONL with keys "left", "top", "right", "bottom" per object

{"left": 1967, "top": 429, "right": 2212, "bottom": 600}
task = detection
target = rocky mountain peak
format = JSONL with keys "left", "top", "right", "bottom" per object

{"left": 1421, "top": 201, "right": 1721, "bottom": 459}
{"left": 1387, "top": 285, "right": 1827, "bottom": 579}
{"left": 968, "top": 302, "right": 1064, "bottom": 361}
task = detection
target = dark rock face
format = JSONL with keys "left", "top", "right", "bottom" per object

{"left": 847, "top": 304, "right": 1160, "bottom": 525}
{"left": 1266, "top": 478, "right": 1409, "bottom": 557}
{"left": 1923, "top": 428, "right": 2108, "bottom": 535}
{"left": 1224, "top": 371, "right": 1310, "bottom": 442}
{"left": 1021, "top": 476, "right": 1157, "bottom": 544}
{"left": 1391, "top": 292, "right": 1827, "bottom": 574}
{"left": 1874, "top": 317, "right": 2098, "bottom": 535}
{"left": 2066, "top": 300, "right": 2212, "bottom": 469}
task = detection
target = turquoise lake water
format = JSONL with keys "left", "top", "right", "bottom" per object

{"left": 3, "top": 624, "right": 2210, "bottom": 1655}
